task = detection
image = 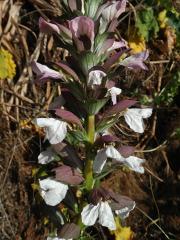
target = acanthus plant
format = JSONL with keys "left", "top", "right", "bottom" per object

{"left": 31, "top": 0, "right": 152, "bottom": 239}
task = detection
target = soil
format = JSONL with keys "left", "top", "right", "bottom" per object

{"left": 0, "top": 1, "right": 180, "bottom": 240}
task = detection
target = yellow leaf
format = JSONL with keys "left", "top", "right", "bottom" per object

{"left": 43, "top": 217, "right": 49, "bottom": 225}
{"left": 158, "top": 10, "right": 168, "bottom": 29}
{"left": 111, "top": 217, "right": 134, "bottom": 240}
{"left": 128, "top": 30, "right": 146, "bottom": 54}
{"left": 76, "top": 189, "right": 82, "bottom": 198}
{"left": 32, "top": 167, "right": 39, "bottom": 176}
{"left": 0, "top": 49, "right": 16, "bottom": 79}
{"left": 31, "top": 183, "right": 39, "bottom": 190}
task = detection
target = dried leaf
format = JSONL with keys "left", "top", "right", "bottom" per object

{"left": 165, "top": 26, "right": 176, "bottom": 55}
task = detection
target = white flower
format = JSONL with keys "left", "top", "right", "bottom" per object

{"left": 47, "top": 238, "right": 72, "bottom": 240}
{"left": 88, "top": 70, "right": 106, "bottom": 86}
{"left": 47, "top": 237, "right": 72, "bottom": 240}
{"left": 123, "top": 156, "right": 145, "bottom": 173}
{"left": 93, "top": 149, "right": 107, "bottom": 173}
{"left": 81, "top": 201, "right": 116, "bottom": 230}
{"left": 107, "top": 87, "right": 122, "bottom": 105}
{"left": 39, "top": 178, "right": 68, "bottom": 206}
{"left": 124, "top": 108, "right": 152, "bottom": 133}
{"left": 34, "top": 118, "right": 67, "bottom": 144}
{"left": 32, "top": 61, "right": 63, "bottom": 84}
{"left": 93, "top": 146, "right": 145, "bottom": 174}
{"left": 108, "top": 40, "right": 127, "bottom": 52}
{"left": 93, "top": 146, "right": 122, "bottom": 173}
{"left": 38, "top": 147, "right": 56, "bottom": 164}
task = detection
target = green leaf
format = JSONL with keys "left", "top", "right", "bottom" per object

{"left": 156, "top": 0, "right": 172, "bottom": 9}
{"left": 154, "top": 71, "right": 180, "bottom": 106}
{"left": 66, "top": 129, "right": 88, "bottom": 145}
{"left": 136, "top": 7, "right": 159, "bottom": 41}
{"left": 174, "top": 128, "right": 180, "bottom": 139}
{"left": 85, "top": 0, "right": 103, "bottom": 18}
{"left": 80, "top": 52, "right": 101, "bottom": 75}
{"left": 96, "top": 116, "right": 118, "bottom": 133}
{"left": 66, "top": 81, "right": 86, "bottom": 101}
{"left": 83, "top": 98, "right": 108, "bottom": 115}
{"left": 94, "top": 32, "right": 109, "bottom": 53}
{"left": 167, "top": 11, "right": 180, "bottom": 47}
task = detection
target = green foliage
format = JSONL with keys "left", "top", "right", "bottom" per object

{"left": 174, "top": 128, "right": 180, "bottom": 140}
{"left": 156, "top": 0, "right": 172, "bottom": 9}
{"left": 79, "top": 232, "right": 98, "bottom": 240}
{"left": 155, "top": 71, "right": 180, "bottom": 105}
{"left": 136, "top": 7, "right": 159, "bottom": 41}
{"left": 136, "top": 0, "right": 180, "bottom": 46}
{"left": 83, "top": 98, "right": 108, "bottom": 115}
{"left": 85, "top": 0, "right": 103, "bottom": 18}
{"left": 167, "top": 10, "right": 180, "bottom": 46}
{"left": 66, "top": 129, "right": 88, "bottom": 146}
{"left": 80, "top": 52, "right": 101, "bottom": 75}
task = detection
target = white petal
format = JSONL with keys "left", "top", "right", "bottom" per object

{"left": 98, "top": 202, "right": 116, "bottom": 230}
{"left": 108, "top": 87, "right": 122, "bottom": 105}
{"left": 93, "top": 149, "right": 107, "bottom": 173}
{"left": 33, "top": 62, "right": 61, "bottom": 77}
{"left": 47, "top": 238, "right": 72, "bottom": 240}
{"left": 81, "top": 203, "right": 99, "bottom": 226}
{"left": 47, "top": 238, "right": 59, "bottom": 240}
{"left": 88, "top": 70, "right": 106, "bottom": 86}
{"left": 38, "top": 63, "right": 60, "bottom": 76}
{"left": 108, "top": 41, "right": 127, "bottom": 52}
{"left": 139, "top": 108, "right": 153, "bottom": 118}
{"left": 109, "top": 87, "right": 122, "bottom": 96}
{"left": 106, "top": 146, "right": 124, "bottom": 162}
{"left": 124, "top": 108, "right": 152, "bottom": 133}
{"left": 115, "top": 201, "right": 135, "bottom": 219}
{"left": 124, "top": 156, "right": 145, "bottom": 173}
{"left": 34, "top": 118, "right": 67, "bottom": 144}
{"left": 39, "top": 178, "right": 68, "bottom": 206}
{"left": 38, "top": 147, "right": 55, "bottom": 164}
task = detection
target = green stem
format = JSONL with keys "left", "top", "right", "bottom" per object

{"left": 76, "top": 115, "right": 95, "bottom": 230}
{"left": 87, "top": 115, "right": 95, "bottom": 144}
{"left": 84, "top": 115, "right": 95, "bottom": 191}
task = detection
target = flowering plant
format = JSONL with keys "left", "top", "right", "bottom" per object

{"left": 31, "top": 1, "right": 152, "bottom": 239}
